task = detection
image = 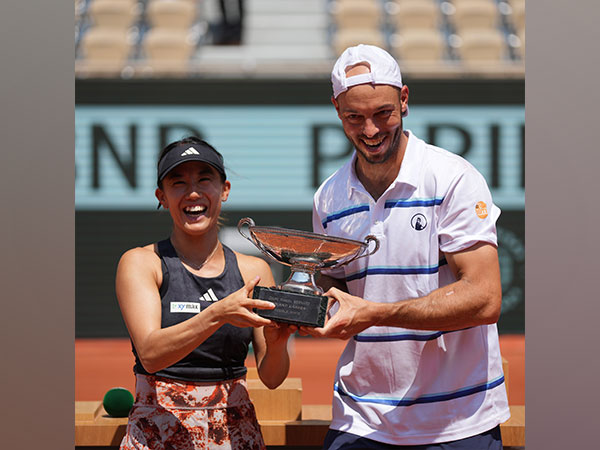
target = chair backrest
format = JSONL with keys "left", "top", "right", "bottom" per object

{"left": 516, "top": 27, "right": 525, "bottom": 59}
{"left": 87, "top": 0, "right": 140, "bottom": 29}
{"left": 332, "top": 28, "right": 386, "bottom": 56}
{"left": 511, "top": 0, "right": 525, "bottom": 32}
{"left": 451, "top": 0, "right": 499, "bottom": 31}
{"left": 80, "top": 27, "right": 132, "bottom": 63}
{"left": 456, "top": 28, "right": 506, "bottom": 64}
{"left": 389, "top": 0, "right": 440, "bottom": 30}
{"left": 143, "top": 28, "right": 195, "bottom": 62}
{"left": 331, "top": 0, "right": 382, "bottom": 30}
{"left": 392, "top": 28, "right": 446, "bottom": 62}
{"left": 146, "top": 0, "right": 197, "bottom": 29}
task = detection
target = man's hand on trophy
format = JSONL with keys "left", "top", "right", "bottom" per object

{"left": 214, "top": 276, "right": 276, "bottom": 328}
{"left": 299, "top": 288, "right": 379, "bottom": 339}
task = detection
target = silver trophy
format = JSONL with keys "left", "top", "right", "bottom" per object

{"left": 238, "top": 217, "right": 379, "bottom": 327}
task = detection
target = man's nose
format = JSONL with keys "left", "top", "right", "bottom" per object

{"left": 363, "top": 118, "right": 379, "bottom": 138}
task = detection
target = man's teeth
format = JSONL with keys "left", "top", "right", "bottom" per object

{"left": 363, "top": 137, "right": 385, "bottom": 147}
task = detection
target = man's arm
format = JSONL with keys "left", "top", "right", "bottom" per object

{"left": 305, "top": 242, "right": 502, "bottom": 339}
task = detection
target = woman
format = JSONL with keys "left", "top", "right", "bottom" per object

{"left": 116, "top": 136, "right": 295, "bottom": 449}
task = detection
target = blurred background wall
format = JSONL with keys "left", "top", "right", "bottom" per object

{"left": 74, "top": 0, "right": 525, "bottom": 337}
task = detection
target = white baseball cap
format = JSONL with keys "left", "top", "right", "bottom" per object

{"left": 331, "top": 44, "right": 408, "bottom": 117}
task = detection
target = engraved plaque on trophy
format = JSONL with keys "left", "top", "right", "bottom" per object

{"left": 237, "top": 217, "right": 379, "bottom": 327}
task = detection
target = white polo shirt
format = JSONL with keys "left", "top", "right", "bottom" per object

{"left": 312, "top": 130, "right": 510, "bottom": 445}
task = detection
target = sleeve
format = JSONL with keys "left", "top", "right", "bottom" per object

{"left": 437, "top": 166, "right": 501, "bottom": 254}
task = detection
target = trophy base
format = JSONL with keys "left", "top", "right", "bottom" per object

{"left": 252, "top": 286, "right": 328, "bottom": 328}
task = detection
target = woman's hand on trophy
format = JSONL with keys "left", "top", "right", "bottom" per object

{"left": 263, "top": 322, "right": 298, "bottom": 348}
{"left": 213, "top": 276, "right": 276, "bottom": 328}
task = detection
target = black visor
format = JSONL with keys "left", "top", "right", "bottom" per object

{"left": 157, "top": 142, "right": 226, "bottom": 185}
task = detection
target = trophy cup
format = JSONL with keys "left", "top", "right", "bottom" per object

{"left": 237, "top": 217, "right": 379, "bottom": 327}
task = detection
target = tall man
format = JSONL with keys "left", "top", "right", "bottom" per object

{"left": 307, "top": 45, "right": 510, "bottom": 449}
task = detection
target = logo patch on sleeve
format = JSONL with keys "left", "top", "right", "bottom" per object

{"left": 475, "top": 201, "right": 488, "bottom": 219}
{"left": 170, "top": 302, "right": 201, "bottom": 313}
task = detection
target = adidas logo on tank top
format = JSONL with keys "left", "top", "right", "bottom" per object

{"left": 199, "top": 288, "right": 218, "bottom": 302}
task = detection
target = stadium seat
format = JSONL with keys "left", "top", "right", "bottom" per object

{"left": 516, "top": 27, "right": 525, "bottom": 58}
{"left": 333, "top": 28, "right": 386, "bottom": 56}
{"left": 331, "top": 0, "right": 382, "bottom": 30}
{"left": 450, "top": 0, "right": 499, "bottom": 31}
{"left": 510, "top": 0, "right": 525, "bottom": 32}
{"left": 143, "top": 28, "right": 196, "bottom": 70}
{"left": 80, "top": 27, "right": 132, "bottom": 63}
{"left": 388, "top": 0, "right": 441, "bottom": 31}
{"left": 87, "top": 0, "right": 140, "bottom": 30}
{"left": 454, "top": 28, "right": 506, "bottom": 65}
{"left": 146, "top": 0, "right": 198, "bottom": 30}
{"left": 391, "top": 28, "right": 446, "bottom": 63}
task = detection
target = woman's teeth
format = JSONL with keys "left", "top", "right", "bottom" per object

{"left": 184, "top": 206, "right": 207, "bottom": 215}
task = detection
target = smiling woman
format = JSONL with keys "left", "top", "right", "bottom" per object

{"left": 114, "top": 136, "right": 297, "bottom": 450}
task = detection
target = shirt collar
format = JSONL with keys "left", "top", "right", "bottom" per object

{"left": 346, "top": 129, "right": 421, "bottom": 199}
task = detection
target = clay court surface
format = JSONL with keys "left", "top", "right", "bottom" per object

{"left": 76, "top": 335, "right": 524, "bottom": 406}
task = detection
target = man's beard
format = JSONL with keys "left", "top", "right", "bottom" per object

{"left": 350, "top": 123, "right": 403, "bottom": 166}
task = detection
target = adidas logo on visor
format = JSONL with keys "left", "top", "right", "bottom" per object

{"left": 181, "top": 147, "right": 200, "bottom": 156}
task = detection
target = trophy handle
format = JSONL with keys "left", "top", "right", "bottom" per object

{"left": 237, "top": 217, "right": 256, "bottom": 243}
{"left": 337, "top": 234, "right": 380, "bottom": 267}
{"left": 363, "top": 235, "right": 380, "bottom": 256}
{"left": 237, "top": 217, "right": 283, "bottom": 265}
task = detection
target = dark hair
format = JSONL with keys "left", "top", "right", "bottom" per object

{"left": 157, "top": 136, "right": 226, "bottom": 188}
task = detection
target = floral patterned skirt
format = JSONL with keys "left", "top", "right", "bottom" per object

{"left": 120, "top": 374, "right": 265, "bottom": 450}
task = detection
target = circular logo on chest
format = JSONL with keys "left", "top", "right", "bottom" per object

{"left": 411, "top": 213, "right": 427, "bottom": 231}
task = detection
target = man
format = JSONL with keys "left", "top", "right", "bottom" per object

{"left": 306, "top": 44, "right": 510, "bottom": 449}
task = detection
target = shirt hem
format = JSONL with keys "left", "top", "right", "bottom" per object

{"left": 328, "top": 408, "right": 511, "bottom": 446}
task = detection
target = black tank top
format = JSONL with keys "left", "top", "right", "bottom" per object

{"left": 132, "top": 239, "right": 253, "bottom": 382}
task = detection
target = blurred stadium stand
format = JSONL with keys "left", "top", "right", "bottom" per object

{"left": 75, "top": 0, "right": 524, "bottom": 78}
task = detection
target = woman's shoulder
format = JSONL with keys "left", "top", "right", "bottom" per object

{"left": 233, "top": 251, "right": 272, "bottom": 280}
{"left": 118, "top": 243, "right": 161, "bottom": 270}
{"left": 233, "top": 251, "right": 269, "bottom": 270}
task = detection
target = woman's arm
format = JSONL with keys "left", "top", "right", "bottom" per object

{"left": 237, "top": 254, "right": 296, "bottom": 389}
{"left": 116, "top": 246, "right": 275, "bottom": 374}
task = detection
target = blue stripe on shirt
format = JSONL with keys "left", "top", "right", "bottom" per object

{"left": 347, "top": 265, "right": 438, "bottom": 281}
{"left": 335, "top": 374, "right": 505, "bottom": 407}
{"left": 346, "top": 259, "right": 447, "bottom": 282}
{"left": 384, "top": 197, "right": 444, "bottom": 208}
{"left": 355, "top": 331, "right": 445, "bottom": 342}
{"left": 354, "top": 327, "right": 469, "bottom": 342}
{"left": 322, "top": 204, "right": 370, "bottom": 229}
{"left": 322, "top": 197, "right": 442, "bottom": 229}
